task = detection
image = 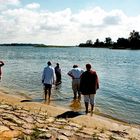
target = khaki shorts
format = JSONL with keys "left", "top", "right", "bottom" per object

{"left": 83, "top": 94, "right": 95, "bottom": 105}
{"left": 72, "top": 79, "right": 80, "bottom": 93}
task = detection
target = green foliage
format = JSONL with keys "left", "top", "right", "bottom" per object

{"left": 78, "top": 30, "right": 140, "bottom": 49}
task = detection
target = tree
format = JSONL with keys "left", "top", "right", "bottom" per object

{"left": 86, "top": 40, "right": 93, "bottom": 45}
{"left": 128, "top": 30, "right": 140, "bottom": 49}
{"left": 104, "top": 37, "right": 112, "bottom": 47}
{"left": 93, "top": 39, "right": 100, "bottom": 47}
{"left": 129, "top": 30, "right": 140, "bottom": 41}
{"left": 116, "top": 38, "right": 129, "bottom": 49}
{"left": 78, "top": 40, "right": 93, "bottom": 47}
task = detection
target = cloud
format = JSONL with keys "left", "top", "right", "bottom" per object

{"left": 0, "top": 0, "right": 20, "bottom": 5}
{"left": 0, "top": 0, "right": 20, "bottom": 11}
{"left": 25, "top": 3, "right": 40, "bottom": 9}
{"left": 103, "top": 16, "right": 121, "bottom": 26}
{"left": 0, "top": 5, "right": 140, "bottom": 45}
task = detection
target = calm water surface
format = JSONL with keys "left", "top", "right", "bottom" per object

{"left": 0, "top": 46, "right": 140, "bottom": 124}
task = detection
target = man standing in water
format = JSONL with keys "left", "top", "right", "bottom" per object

{"left": 0, "top": 61, "right": 4, "bottom": 81}
{"left": 42, "top": 61, "right": 56, "bottom": 102}
{"left": 55, "top": 63, "right": 62, "bottom": 85}
{"left": 80, "top": 64, "right": 99, "bottom": 115}
{"left": 68, "top": 65, "right": 84, "bottom": 99}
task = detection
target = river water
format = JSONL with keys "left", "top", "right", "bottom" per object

{"left": 0, "top": 46, "right": 140, "bottom": 124}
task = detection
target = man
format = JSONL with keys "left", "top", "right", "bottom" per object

{"left": 0, "top": 61, "right": 4, "bottom": 81}
{"left": 55, "top": 63, "right": 62, "bottom": 85}
{"left": 80, "top": 64, "right": 99, "bottom": 115}
{"left": 68, "top": 65, "right": 84, "bottom": 99}
{"left": 42, "top": 61, "right": 56, "bottom": 102}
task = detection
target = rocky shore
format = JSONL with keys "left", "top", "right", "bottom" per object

{"left": 0, "top": 91, "right": 140, "bottom": 140}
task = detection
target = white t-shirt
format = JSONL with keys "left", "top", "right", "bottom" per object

{"left": 42, "top": 66, "right": 56, "bottom": 85}
{"left": 68, "top": 68, "right": 84, "bottom": 79}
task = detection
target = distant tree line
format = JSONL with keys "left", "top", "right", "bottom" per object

{"left": 78, "top": 30, "right": 140, "bottom": 49}
{"left": 0, "top": 43, "right": 36, "bottom": 46}
{"left": 0, "top": 43, "right": 49, "bottom": 47}
{"left": 0, "top": 43, "right": 71, "bottom": 48}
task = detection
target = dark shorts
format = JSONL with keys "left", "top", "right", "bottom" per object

{"left": 44, "top": 84, "right": 52, "bottom": 90}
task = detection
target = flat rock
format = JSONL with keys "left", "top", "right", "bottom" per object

{"left": 0, "top": 125, "right": 10, "bottom": 132}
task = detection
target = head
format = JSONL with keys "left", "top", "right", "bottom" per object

{"left": 56, "top": 63, "right": 59, "bottom": 66}
{"left": 73, "top": 65, "right": 78, "bottom": 68}
{"left": 47, "top": 61, "right": 51, "bottom": 66}
{"left": 86, "top": 64, "right": 91, "bottom": 71}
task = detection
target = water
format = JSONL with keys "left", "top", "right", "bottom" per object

{"left": 0, "top": 46, "right": 140, "bottom": 124}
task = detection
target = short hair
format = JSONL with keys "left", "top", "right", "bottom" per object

{"left": 47, "top": 61, "right": 51, "bottom": 66}
{"left": 73, "top": 65, "right": 78, "bottom": 68}
{"left": 86, "top": 64, "right": 91, "bottom": 70}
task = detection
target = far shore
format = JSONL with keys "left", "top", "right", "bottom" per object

{"left": 0, "top": 43, "right": 75, "bottom": 48}
{"left": 0, "top": 88, "right": 140, "bottom": 139}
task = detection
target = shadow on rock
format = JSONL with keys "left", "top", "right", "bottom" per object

{"left": 56, "top": 111, "right": 82, "bottom": 119}
{"left": 20, "top": 98, "right": 44, "bottom": 102}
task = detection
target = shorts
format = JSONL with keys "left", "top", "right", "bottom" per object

{"left": 72, "top": 79, "right": 80, "bottom": 93}
{"left": 83, "top": 94, "right": 95, "bottom": 105}
{"left": 44, "top": 84, "right": 52, "bottom": 90}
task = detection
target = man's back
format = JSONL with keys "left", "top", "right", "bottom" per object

{"left": 80, "top": 70, "right": 98, "bottom": 94}
{"left": 42, "top": 66, "right": 55, "bottom": 85}
{"left": 68, "top": 68, "right": 84, "bottom": 79}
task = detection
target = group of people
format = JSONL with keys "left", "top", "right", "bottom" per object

{"left": 42, "top": 61, "right": 99, "bottom": 114}
{"left": 0, "top": 60, "right": 99, "bottom": 114}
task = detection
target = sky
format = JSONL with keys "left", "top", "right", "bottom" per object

{"left": 0, "top": 0, "right": 140, "bottom": 45}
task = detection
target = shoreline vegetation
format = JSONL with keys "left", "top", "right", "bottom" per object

{"left": 0, "top": 43, "right": 74, "bottom": 48}
{"left": 78, "top": 30, "right": 140, "bottom": 50}
{"left": 0, "top": 30, "right": 140, "bottom": 49}
{"left": 0, "top": 90, "right": 140, "bottom": 140}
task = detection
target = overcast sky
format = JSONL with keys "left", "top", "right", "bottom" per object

{"left": 0, "top": 0, "right": 140, "bottom": 45}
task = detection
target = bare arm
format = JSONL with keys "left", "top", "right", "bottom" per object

{"left": 67, "top": 72, "right": 75, "bottom": 79}
{"left": 0, "top": 61, "right": 4, "bottom": 67}
{"left": 96, "top": 73, "right": 99, "bottom": 90}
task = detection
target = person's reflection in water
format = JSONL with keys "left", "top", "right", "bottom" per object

{"left": 69, "top": 98, "right": 82, "bottom": 111}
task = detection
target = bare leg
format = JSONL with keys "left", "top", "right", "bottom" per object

{"left": 78, "top": 91, "right": 81, "bottom": 99}
{"left": 48, "top": 88, "right": 51, "bottom": 101}
{"left": 44, "top": 89, "right": 47, "bottom": 102}
{"left": 85, "top": 102, "right": 89, "bottom": 114}
{"left": 90, "top": 104, "right": 94, "bottom": 116}
{"left": 90, "top": 94, "right": 95, "bottom": 116}
{"left": 91, "top": 104, "right": 94, "bottom": 112}
{"left": 73, "top": 92, "right": 77, "bottom": 99}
